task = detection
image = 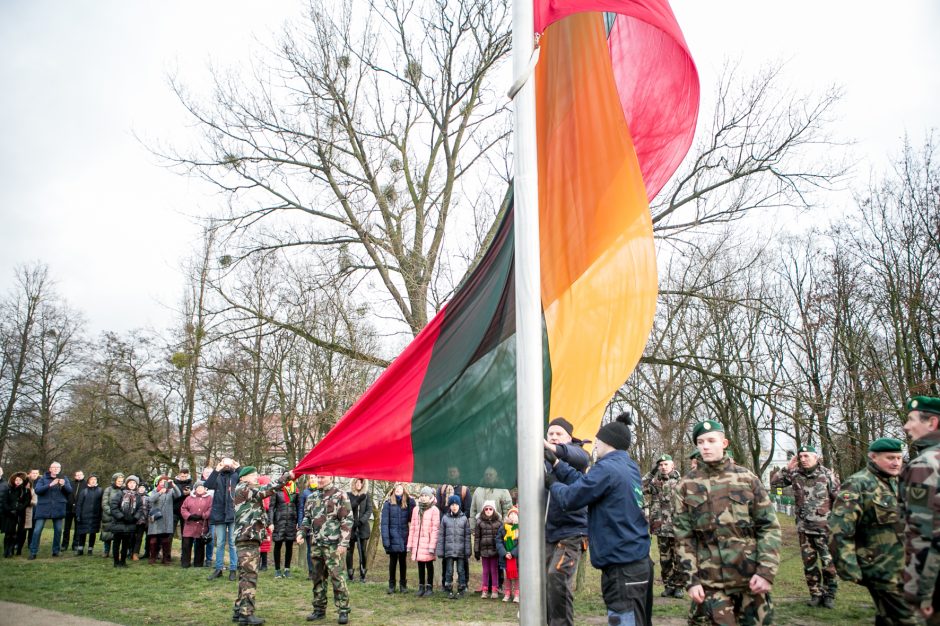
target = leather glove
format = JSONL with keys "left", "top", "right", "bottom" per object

{"left": 544, "top": 468, "right": 558, "bottom": 488}
{"left": 544, "top": 448, "right": 558, "bottom": 465}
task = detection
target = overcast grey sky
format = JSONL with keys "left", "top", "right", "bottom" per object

{"left": 1, "top": 1, "right": 937, "bottom": 336}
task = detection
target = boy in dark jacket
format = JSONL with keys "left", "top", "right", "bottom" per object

{"left": 436, "top": 494, "right": 471, "bottom": 599}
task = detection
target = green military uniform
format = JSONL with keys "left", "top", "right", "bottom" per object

{"left": 900, "top": 398, "right": 940, "bottom": 624}
{"left": 643, "top": 455, "right": 687, "bottom": 596}
{"left": 769, "top": 447, "right": 840, "bottom": 604}
{"left": 232, "top": 469, "right": 291, "bottom": 624}
{"left": 299, "top": 481, "right": 353, "bottom": 623}
{"left": 829, "top": 438, "right": 917, "bottom": 626}
{"left": 674, "top": 421, "right": 781, "bottom": 626}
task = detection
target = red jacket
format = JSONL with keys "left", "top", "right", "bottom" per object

{"left": 180, "top": 492, "right": 213, "bottom": 539}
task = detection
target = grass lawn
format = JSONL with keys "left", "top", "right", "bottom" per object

{"left": 1, "top": 516, "right": 878, "bottom": 625}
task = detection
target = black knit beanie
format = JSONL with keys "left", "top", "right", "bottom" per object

{"left": 596, "top": 411, "right": 633, "bottom": 451}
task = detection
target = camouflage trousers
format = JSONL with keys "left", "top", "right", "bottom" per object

{"left": 687, "top": 589, "right": 773, "bottom": 626}
{"left": 798, "top": 531, "right": 837, "bottom": 598}
{"left": 234, "top": 541, "right": 260, "bottom": 617}
{"left": 864, "top": 582, "right": 919, "bottom": 626}
{"left": 657, "top": 535, "right": 688, "bottom": 590}
{"left": 311, "top": 542, "right": 349, "bottom": 612}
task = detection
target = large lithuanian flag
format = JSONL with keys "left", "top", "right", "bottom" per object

{"left": 294, "top": 0, "right": 699, "bottom": 488}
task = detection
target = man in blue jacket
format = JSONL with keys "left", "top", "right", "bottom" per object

{"left": 548, "top": 412, "right": 652, "bottom": 626}
{"left": 29, "top": 461, "right": 73, "bottom": 559}
{"left": 205, "top": 457, "right": 240, "bottom": 581}
{"left": 543, "top": 417, "right": 591, "bottom": 626}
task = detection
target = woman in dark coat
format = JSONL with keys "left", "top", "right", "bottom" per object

{"left": 346, "top": 478, "right": 371, "bottom": 582}
{"left": 109, "top": 475, "right": 143, "bottom": 567}
{"left": 3, "top": 472, "right": 31, "bottom": 557}
{"left": 381, "top": 483, "right": 415, "bottom": 594}
{"left": 74, "top": 474, "right": 103, "bottom": 555}
{"left": 268, "top": 477, "right": 297, "bottom": 577}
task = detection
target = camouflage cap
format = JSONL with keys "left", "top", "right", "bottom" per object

{"left": 797, "top": 445, "right": 817, "bottom": 454}
{"left": 691, "top": 419, "right": 724, "bottom": 442}
{"left": 906, "top": 396, "right": 940, "bottom": 417}
{"left": 868, "top": 437, "right": 904, "bottom": 453}
{"left": 657, "top": 454, "right": 673, "bottom": 463}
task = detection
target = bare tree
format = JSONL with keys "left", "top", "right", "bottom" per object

{"left": 652, "top": 62, "right": 847, "bottom": 238}
{"left": 163, "top": 0, "right": 511, "bottom": 344}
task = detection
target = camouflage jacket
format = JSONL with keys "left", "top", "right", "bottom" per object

{"left": 233, "top": 472, "right": 291, "bottom": 544}
{"left": 828, "top": 460, "right": 904, "bottom": 586}
{"left": 769, "top": 462, "right": 839, "bottom": 534}
{"left": 299, "top": 484, "right": 352, "bottom": 548}
{"left": 643, "top": 468, "right": 681, "bottom": 537}
{"left": 674, "top": 455, "right": 781, "bottom": 591}
{"left": 900, "top": 429, "right": 940, "bottom": 610}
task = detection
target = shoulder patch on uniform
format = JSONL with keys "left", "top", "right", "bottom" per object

{"left": 908, "top": 485, "right": 928, "bottom": 505}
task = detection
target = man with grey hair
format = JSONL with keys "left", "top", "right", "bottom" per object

{"left": 29, "top": 462, "right": 73, "bottom": 559}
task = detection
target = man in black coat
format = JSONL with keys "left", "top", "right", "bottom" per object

{"left": 205, "top": 458, "right": 240, "bottom": 581}
{"left": 544, "top": 417, "right": 591, "bottom": 626}
{"left": 173, "top": 468, "right": 193, "bottom": 538}
{"left": 63, "top": 469, "right": 86, "bottom": 551}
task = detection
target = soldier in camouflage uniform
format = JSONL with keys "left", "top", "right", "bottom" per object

{"left": 829, "top": 437, "right": 918, "bottom": 626}
{"left": 643, "top": 454, "right": 687, "bottom": 598}
{"left": 900, "top": 396, "right": 940, "bottom": 624}
{"left": 232, "top": 466, "right": 294, "bottom": 626}
{"left": 674, "top": 420, "right": 781, "bottom": 626}
{"left": 770, "top": 444, "right": 840, "bottom": 607}
{"left": 298, "top": 474, "right": 353, "bottom": 624}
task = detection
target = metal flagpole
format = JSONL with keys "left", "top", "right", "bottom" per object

{"left": 511, "top": 0, "right": 545, "bottom": 622}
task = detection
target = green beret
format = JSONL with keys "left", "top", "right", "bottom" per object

{"left": 688, "top": 449, "right": 701, "bottom": 460}
{"left": 868, "top": 437, "right": 904, "bottom": 453}
{"left": 797, "top": 445, "right": 816, "bottom": 454}
{"left": 907, "top": 396, "right": 940, "bottom": 417}
{"left": 238, "top": 466, "right": 257, "bottom": 478}
{"left": 691, "top": 420, "right": 724, "bottom": 442}
{"left": 657, "top": 454, "right": 673, "bottom": 463}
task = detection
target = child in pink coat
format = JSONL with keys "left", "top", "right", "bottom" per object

{"left": 408, "top": 486, "right": 440, "bottom": 597}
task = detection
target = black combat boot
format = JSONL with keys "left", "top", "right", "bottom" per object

{"left": 337, "top": 611, "right": 349, "bottom": 625}
{"left": 306, "top": 608, "right": 326, "bottom": 621}
{"left": 806, "top": 595, "right": 822, "bottom": 607}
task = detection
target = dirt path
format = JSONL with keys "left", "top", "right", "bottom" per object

{"left": 0, "top": 601, "right": 121, "bottom": 626}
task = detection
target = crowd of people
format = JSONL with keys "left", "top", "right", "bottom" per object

{"left": 2, "top": 394, "right": 939, "bottom": 626}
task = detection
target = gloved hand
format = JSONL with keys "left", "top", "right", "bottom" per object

{"left": 189, "top": 513, "right": 202, "bottom": 521}
{"left": 544, "top": 468, "right": 558, "bottom": 488}
{"left": 544, "top": 448, "right": 558, "bottom": 465}
{"left": 475, "top": 552, "right": 481, "bottom": 561}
